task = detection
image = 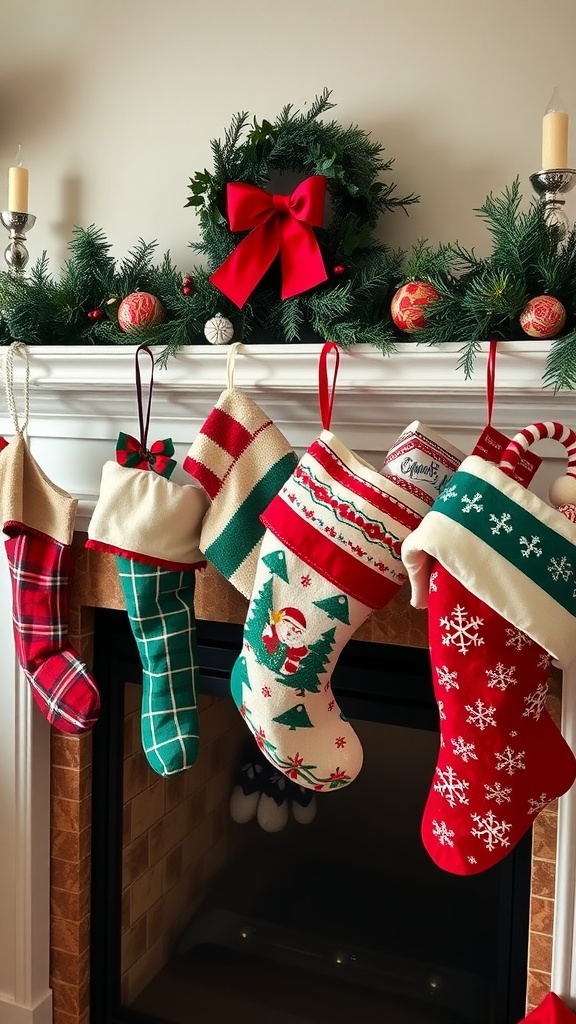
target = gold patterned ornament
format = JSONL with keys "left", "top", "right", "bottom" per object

{"left": 203, "top": 313, "right": 234, "bottom": 345}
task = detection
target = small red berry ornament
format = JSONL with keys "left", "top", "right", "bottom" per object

{"left": 181, "top": 274, "right": 194, "bottom": 296}
{"left": 519, "top": 295, "right": 567, "bottom": 339}
{"left": 390, "top": 280, "right": 440, "bottom": 332}
{"left": 117, "top": 291, "right": 166, "bottom": 333}
{"left": 87, "top": 309, "right": 104, "bottom": 321}
{"left": 332, "top": 264, "right": 346, "bottom": 276}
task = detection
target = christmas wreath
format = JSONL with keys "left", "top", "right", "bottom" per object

{"left": 182, "top": 87, "right": 417, "bottom": 348}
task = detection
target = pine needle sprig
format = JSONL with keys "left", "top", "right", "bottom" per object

{"left": 543, "top": 329, "right": 576, "bottom": 392}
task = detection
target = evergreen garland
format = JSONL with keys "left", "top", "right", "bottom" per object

{"left": 412, "top": 179, "right": 576, "bottom": 390}
{"left": 1, "top": 94, "right": 576, "bottom": 391}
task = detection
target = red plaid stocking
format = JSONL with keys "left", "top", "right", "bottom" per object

{"left": 0, "top": 344, "right": 100, "bottom": 733}
{"left": 5, "top": 528, "right": 100, "bottom": 732}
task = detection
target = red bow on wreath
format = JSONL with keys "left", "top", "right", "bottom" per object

{"left": 210, "top": 175, "right": 328, "bottom": 308}
{"left": 115, "top": 433, "right": 176, "bottom": 479}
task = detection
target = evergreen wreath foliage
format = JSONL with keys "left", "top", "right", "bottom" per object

{"left": 181, "top": 87, "right": 418, "bottom": 352}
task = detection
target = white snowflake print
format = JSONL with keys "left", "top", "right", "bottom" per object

{"left": 528, "top": 793, "right": 549, "bottom": 815}
{"left": 495, "top": 745, "right": 525, "bottom": 775}
{"left": 548, "top": 555, "right": 573, "bottom": 582}
{"left": 437, "top": 700, "right": 447, "bottom": 721}
{"left": 519, "top": 535, "right": 542, "bottom": 558}
{"left": 485, "top": 662, "right": 517, "bottom": 691}
{"left": 440, "top": 605, "right": 485, "bottom": 655}
{"left": 485, "top": 781, "right": 513, "bottom": 804}
{"left": 505, "top": 627, "right": 533, "bottom": 652}
{"left": 451, "top": 735, "right": 478, "bottom": 762}
{"left": 436, "top": 665, "right": 459, "bottom": 691}
{"left": 465, "top": 699, "right": 497, "bottom": 730}
{"left": 509, "top": 730, "right": 518, "bottom": 738}
{"left": 439, "top": 485, "right": 458, "bottom": 503}
{"left": 537, "top": 651, "right": 551, "bottom": 671}
{"left": 460, "top": 492, "right": 484, "bottom": 514}
{"left": 429, "top": 571, "right": 438, "bottom": 593}
{"left": 523, "top": 682, "right": 549, "bottom": 721}
{"left": 468, "top": 856, "right": 477, "bottom": 865}
{"left": 470, "top": 810, "right": 512, "bottom": 851}
{"left": 433, "top": 765, "right": 470, "bottom": 808}
{"left": 431, "top": 819, "right": 455, "bottom": 847}
{"left": 489, "top": 512, "right": 513, "bottom": 535}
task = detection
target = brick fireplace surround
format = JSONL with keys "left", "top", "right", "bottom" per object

{"left": 1, "top": 342, "right": 576, "bottom": 1024}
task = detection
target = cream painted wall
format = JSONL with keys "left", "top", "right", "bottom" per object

{"left": 0, "top": 0, "right": 575, "bottom": 275}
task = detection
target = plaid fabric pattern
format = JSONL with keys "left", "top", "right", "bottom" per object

{"left": 116, "top": 557, "right": 200, "bottom": 776}
{"left": 5, "top": 529, "right": 101, "bottom": 733}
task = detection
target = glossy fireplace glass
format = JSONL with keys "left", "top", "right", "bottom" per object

{"left": 90, "top": 609, "right": 531, "bottom": 1024}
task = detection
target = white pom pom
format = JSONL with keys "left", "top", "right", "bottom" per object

{"left": 204, "top": 313, "right": 234, "bottom": 345}
{"left": 549, "top": 475, "right": 576, "bottom": 508}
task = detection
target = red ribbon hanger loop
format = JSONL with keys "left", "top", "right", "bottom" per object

{"left": 486, "top": 339, "right": 497, "bottom": 427}
{"left": 318, "top": 341, "right": 340, "bottom": 431}
{"left": 210, "top": 175, "right": 328, "bottom": 308}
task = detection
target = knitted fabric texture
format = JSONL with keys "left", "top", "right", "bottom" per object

{"left": 184, "top": 387, "right": 297, "bottom": 599}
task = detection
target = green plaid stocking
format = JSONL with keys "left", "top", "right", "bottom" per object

{"left": 116, "top": 557, "right": 200, "bottom": 777}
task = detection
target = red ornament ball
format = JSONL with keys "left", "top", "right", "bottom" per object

{"left": 117, "top": 292, "right": 166, "bottom": 333}
{"left": 87, "top": 308, "right": 103, "bottom": 321}
{"left": 332, "top": 264, "right": 346, "bottom": 276}
{"left": 390, "top": 281, "right": 440, "bottom": 332}
{"left": 519, "top": 295, "right": 567, "bottom": 339}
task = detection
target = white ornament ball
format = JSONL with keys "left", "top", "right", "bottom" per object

{"left": 204, "top": 313, "right": 234, "bottom": 346}
{"left": 549, "top": 474, "right": 576, "bottom": 508}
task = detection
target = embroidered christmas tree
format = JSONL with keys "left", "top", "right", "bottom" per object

{"left": 272, "top": 703, "right": 314, "bottom": 730}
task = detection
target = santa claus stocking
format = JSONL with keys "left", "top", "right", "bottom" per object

{"left": 183, "top": 342, "right": 297, "bottom": 599}
{"left": 0, "top": 343, "right": 100, "bottom": 732}
{"left": 402, "top": 421, "right": 576, "bottom": 874}
{"left": 231, "top": 343, "right": 463, "bottom": 791}
{"left": 87, "top": 345, "right": 208, "bottom": 776}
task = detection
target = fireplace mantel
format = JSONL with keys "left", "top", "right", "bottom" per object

{"left": 1, "top": 340, "right": 576, "bottom": 1023}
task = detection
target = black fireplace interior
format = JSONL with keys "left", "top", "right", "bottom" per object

{"left": 90, "top": 607, "right": 531, "bottom": 1024}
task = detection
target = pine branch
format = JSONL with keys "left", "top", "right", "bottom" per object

{"left": 543, "top": 329, "right": 576, "bottom": 392}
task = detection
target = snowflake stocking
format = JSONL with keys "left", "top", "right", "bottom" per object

{"left": 422, "top": 562, "right": 576, "bottom": 874}
{"left": 402, "top": 422, "right": 576, "bottom": 874}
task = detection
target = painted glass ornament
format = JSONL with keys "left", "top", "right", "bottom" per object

{"left": 117, "top": 292, "right": 166, "bottom": 333}
{"left": 391, "top": 281, "right": 439, "bottom": 332}
{"left": 519, "top": 295, "right": 567, "bottom": 339}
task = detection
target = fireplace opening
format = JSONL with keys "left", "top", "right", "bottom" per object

{"left": 90, "top": 608, "right": 531, "bottom": 1024}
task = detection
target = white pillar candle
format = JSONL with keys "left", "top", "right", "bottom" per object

{"left": 7, "top": 146, "right": 29, "bottom": 213}
{"left": 542, "top": 87, "right": 569, "bottom": 170}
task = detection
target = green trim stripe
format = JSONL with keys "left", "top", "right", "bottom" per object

{"left": 436, "top": 470, "right": 576, "bottom": 615}
{"left": 203, "top": 451, "right": 297, "bottom": 579}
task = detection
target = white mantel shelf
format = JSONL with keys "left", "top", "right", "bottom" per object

{"left": 2, "top": 339, "right": 576, "bottom": 1023}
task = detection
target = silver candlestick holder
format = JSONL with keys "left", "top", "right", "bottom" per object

{"left": 0, "top": 211, "right": 36, "bottom": 273}
{"left": 530, "top": 169, "right": 576, "bottom": 236}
